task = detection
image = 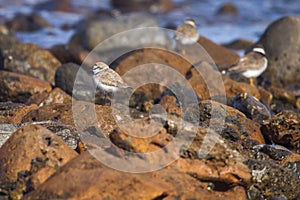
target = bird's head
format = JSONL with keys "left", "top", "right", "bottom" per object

{"left": 93, "top": 62, "right": 109, "bottom": 74}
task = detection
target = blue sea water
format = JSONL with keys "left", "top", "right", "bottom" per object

{"left": 0, "top": 0, "right": 299, "bottom": 48}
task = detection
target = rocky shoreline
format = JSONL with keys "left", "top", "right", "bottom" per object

{"left": 0, "top": 2, "right": 299, "bottom": 199}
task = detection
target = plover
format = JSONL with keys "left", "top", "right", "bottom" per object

{"left": 222, "top": 46, "right": 268, "bottom": 86}
{"left": 174, "top": 18, "right": 199, "bottom": 45}
{"left": 92, "top": 62, "right": 130, "bottom": 95}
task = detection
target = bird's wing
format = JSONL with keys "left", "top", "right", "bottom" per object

{"left": 96, "top": 68, "right": 128, "bottom": 88}
{"left": 228, "top": 52, "right": 265, "bottom": 73}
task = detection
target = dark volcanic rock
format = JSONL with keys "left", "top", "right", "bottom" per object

{"left": 261, "top": 110, "right": 300, "bottom": 153}
{"left": 0, "top": 70, "right": 52, "bottom": 103}
{"left": 247, "top": 159, "right": 300, "bottom": 200}
{"left": 111, "top": 0, "right": 174, "bottom": 13}
{"left": 0, "top": 43, "right": 61, "bottom": 84}
{"left": 55, "top": 62, "right": 82, "bottom": 95}
{"left": 198, "top": 100, "right": 265, "bottom": 146}
{"left": 232, "top": 93, "right": 271, "bottom": 124}
{"left": 258, "top": 16, "right": 300, "bottom": 87}
{"left": 55, "top": 63, "right": 94, "bottom": 102}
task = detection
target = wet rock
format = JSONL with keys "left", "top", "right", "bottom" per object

{"left": 232, "top": 93, "right": 271, "bottom": 124}
{"left": 111, "top": 0, "right": 174, "bottom": 13}
{"left": 0, "top": 43, "right": 61, "bottom": 84}
{"left": 76, "top": 13, "right": 172, "bottom": 55}
{"left": 261, "top": 110, "right": 300, "bottom": 152}
{"left": 246, "top": 159, "right": 300, "bottom": 200}
{"left": 199, "top": 36, "right": 240, "bottom": 69}
{"left": 0, "top": 102, "right": 38, "bottom": 124}
{"left": 222, "top": 39, "right": 253, "bottom": 50}
{"left": 5, "top": 13, "right": 52, "bottom": 32}
{"left": 216, "top": 2, "right": 238, "bottom": 15}
{"left": 0, "top": 70, "right": 52, "bottom": 103}
{"left": 258, "top": 16, "right": 300, "bottom": 87}
{"left": 0, "top": 125, "right": 77, "bottom": 198}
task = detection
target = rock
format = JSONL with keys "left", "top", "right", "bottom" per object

{"left": 55, "top": 62, "right": 86, "bottom": 96}
{"left": 258, "top": 16, "right": 300, "bottom": 87}
{"left": 252, "top": 144, "right": 293, "bottom": 162}
{"left": 0, "top": 43, "right": 61, "bottom": 84}
{"left": 23, "top": 152, "right": 247, "bottom": 199}
{"left": 48, "top": 45, "right": 84, "bottom": 65}
{"left": 188, "top": 62, "right": 225, "bottom": 100}
{"left": 232, "top": 93, "right": 271, "bottom": 124}
{"left": 246, "top": 159, "right": 300, "bottom": 200}
{"left": 159, "top": 95, "right": 182, "bottom": 116}
{"left": 1, "top": 120, "right": 80, "bottom": 150}
{"left": 0, "top": 102, "right": 38, "bottom": 124}
{"left": 39, "top": 88, "right": 72, "bottom": 106}
{"left": 114, "top": 48, "right": 194, "bottom": 99}
{"left": 261, "top": 110, "right": 300, "bottom": 153}
{"left": 0, "top": 70, "right": 52, "bottom": 103}
{"left": 111, "top": 0, "right": 174, "bottom": 13}
{"left": 0, "top": 125, "right": 77, "bottom": 198}
{"left": 198, "top": 100, "right": 265, "bottom": 146}
{"left": 23, "top": 101, "right": 119, "bottom": 138}
{"left": 269, "top": 86, "right": 298, "bottom": 112}
{"left": 0, "top": 124, "right": 19, "bottom": 148}
{"left": 33, "top": 0, "right": 74, "bottom": 12}
{"left": 0, "top": 27, "right": 19, "bottom": 51}
{"left": 223, "top": 76, "right": 261, "bottom": 101}
{"left": 76, "top": 13, "right": 172, "bottom": 54}
{"left": 173, "top": 126, "right": 252, "bottom": 186}
{"left": 5, "top": 13, "right": 52, "bottom": 32}
{"left": 129, "top": 91, "right": 152, "bottom": 111}
{"left": 115, "top": 48, "right": 192, "bottom": 76}
{"left": 198, "top": 36, "right": 240, "bottom": 69}
{"left": 216, "top": 2, "right": 238, "bottom": 15}
{"left": 222, "top": 39, "right": 253, "bottom": 50}
{"left": 22, "top": 104, "right": 75, "bottom": 126}
{"left": 258, "top": 86, "right": 273, "bottom": 106}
